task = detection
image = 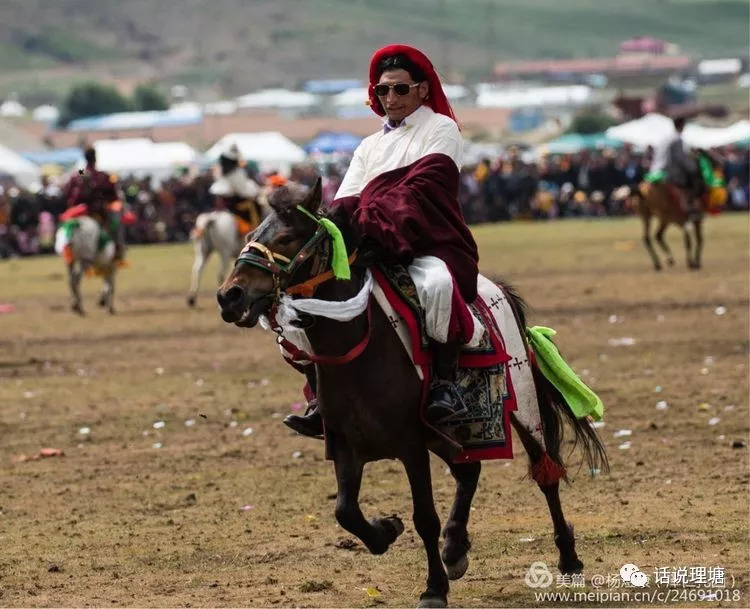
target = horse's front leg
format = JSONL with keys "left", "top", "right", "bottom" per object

{"left": 403, "top": 449, "right": 449, "bottom": 608}
{"left": 440, "top": 460, "right": 481, "bottom": 581}
{"left": 332, "top": 435, "right": 404, "bottom": 555}
{"left": 69, "top": 263, "right": 84, "bottom": 316}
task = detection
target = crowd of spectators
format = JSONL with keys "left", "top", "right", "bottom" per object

{"left": 1, "top": 145, "right": 747, "bottom": 258}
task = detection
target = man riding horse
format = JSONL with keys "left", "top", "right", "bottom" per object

{"left": 63, "top": 147, "right": 125, "bottom": 261}
{"left": 284, "top": 44, "right": 479, "bottom": 438}
{"left": 647, "top": 116, "right": 701, "bottom": 218}
{"left": 209, "top": 143, "right": 261, "bottom": 236}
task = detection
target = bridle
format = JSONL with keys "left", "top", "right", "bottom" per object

{"left": 235, "top": 223, "right": 329, "bottom": 304}
{"left": 233, "top": 209, "right": 369, "bottom": 365}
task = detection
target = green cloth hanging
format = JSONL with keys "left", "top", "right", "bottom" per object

{"left": 526, "top": 326, "right": 604, "bottom": 421}
{"left": 698, "top": 153, "right": 725, "bottom": 189}
{"left": 296, "top": 205, "right": 351, "bottom": 280}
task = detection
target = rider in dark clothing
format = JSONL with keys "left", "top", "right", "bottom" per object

{"left": 63, "top": 147, "right": 124, "bottom": 259}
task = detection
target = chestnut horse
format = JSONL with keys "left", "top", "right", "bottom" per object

{"left": 636, "top": 181, "right": 706, "bottom": 271}
{"left": 217, "top": 180, "right": 607, "bottom": 608}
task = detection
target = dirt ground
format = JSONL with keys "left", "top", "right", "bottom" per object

{"left": 0, "top": 215, "right": 748, "bottom": 608}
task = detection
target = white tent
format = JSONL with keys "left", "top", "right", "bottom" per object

{"left": 204, "top": 100, "right": 237, "bottom": 115}
{"left": 476, "top": 84, "right": 592, "bottom": 109}
{"left": 204, "top": 132, "right": 307, "bottom": 174}
{"left": 0, "top": 143, "right": 41, "bottom": 189}
{"left": 32, "top": 104, "right": 60, "bottom": 123}
{"left": 235, "top": 89, "right": 319, "bottom": 110}
{"left": 331, "top": 87, "right": 369, "bottom": 108}
{"left": 81, "top": 138, "right": 199, "bottom": 180}
{"left": 0, "top": 99, "right": 26, "bottom": 118}
{"left": 443, "top": 84, "right": 471, "bottom": 102}
{"left": 606, "top": 114, "right": 750, "bottom": 149}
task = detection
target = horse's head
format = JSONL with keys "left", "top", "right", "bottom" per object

{"left": 216, "top": 178, "right": 330, "bottom": 327}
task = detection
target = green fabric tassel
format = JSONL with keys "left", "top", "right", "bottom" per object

{"left": 61, "top": 219, "right": 79, "bottom": 241}
{"left": 526, "top": 326, "right": 604, "bottom": 421}
{"left": 698, "top": 153, "right": 724, "bottom": 188}
{"left": 296, "top": 205, "right": 351, "bottom": 280}
{"left": 645, "top": 170, "right": 665, "bottom": 184}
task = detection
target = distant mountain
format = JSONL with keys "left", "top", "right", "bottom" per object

{"left": 0, "top": 0, "right": 747, "bottom": 101}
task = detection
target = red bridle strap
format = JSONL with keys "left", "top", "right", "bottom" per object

{"left": 273, "top": 300, "right": 373, "bottom": 365}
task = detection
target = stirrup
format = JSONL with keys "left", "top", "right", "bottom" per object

{"left": 426, "top": 381, "right": 467, "bottom": 423}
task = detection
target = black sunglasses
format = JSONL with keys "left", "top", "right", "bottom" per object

{"left": 373, "top": 82, "right": 421, "bottom": 97}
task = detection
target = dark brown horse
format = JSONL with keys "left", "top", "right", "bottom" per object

{"left": 217, "top": 180, "right": 608, "bottom": 608}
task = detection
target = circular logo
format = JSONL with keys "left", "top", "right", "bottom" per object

{"left": 525, "top": 561, "right": 554, "bottom": 589}
{"left": 631, "top": 571, "right": 649, "bottom": 588}
{"left": 620, "top": 563, "right": 640, "bottom": 583}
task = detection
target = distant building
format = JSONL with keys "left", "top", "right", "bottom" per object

{"left": 619, "top": 37, "right": 669, "bottom": 55}
{"left": 494, "top": 55, "right": 693, "bottom": 81}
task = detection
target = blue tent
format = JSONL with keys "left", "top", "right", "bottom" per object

{"left": 304, "top": 131, "right": 362, "bottom": 155}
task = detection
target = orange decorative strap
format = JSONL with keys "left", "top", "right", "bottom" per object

{"left": 286, "top": 250, "right": 359, "bottom": 298}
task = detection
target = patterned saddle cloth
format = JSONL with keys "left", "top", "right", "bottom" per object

{"left": 371, "top": 266, "right": 543, "bottom": 463}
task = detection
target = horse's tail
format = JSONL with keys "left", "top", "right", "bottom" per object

{"left": 530, "top": 362, "right": 609, "bottom": 478}
{"left": 191, "top": 213, "right": 214, "bottom": 241}
{"left": 500, "top": 280, "right": 609, "bottom": 481}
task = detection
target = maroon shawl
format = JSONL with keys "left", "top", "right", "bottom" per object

{"left": 334, "top": 153, "right": 478, "bottom": 302}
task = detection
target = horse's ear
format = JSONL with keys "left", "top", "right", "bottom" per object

{"left": 268, "top": 185, "right": 297, "bottom": 222}
{"left": 299, "top": 177, "right": 322, "bottom": 214}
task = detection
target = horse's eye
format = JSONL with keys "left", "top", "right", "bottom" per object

{"left": 277, "top": 233, "right": 296, "bottom": 246}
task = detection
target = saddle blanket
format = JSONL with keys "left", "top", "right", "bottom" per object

{"left": 371, "top": 267, "right": 544, "bottom": 462}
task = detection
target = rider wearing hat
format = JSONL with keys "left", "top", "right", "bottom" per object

{"left": 284, "top": 44, "right": 480, "bottom": 438}
{"left": 209, "top": 143, "right": 262, "bottom": 235}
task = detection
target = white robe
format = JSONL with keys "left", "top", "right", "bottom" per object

{"left": 336, "top": 105, "right": 463, "bottom": 198}
{"left": 335, "top": 105, "right": 481, "bottom": 345}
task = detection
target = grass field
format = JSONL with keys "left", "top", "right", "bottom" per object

{"left": 0, "top": 215, "right": 748, "bottom": 607}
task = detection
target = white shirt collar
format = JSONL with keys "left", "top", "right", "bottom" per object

{"left": 382, "top": 104, "right": 433, "bottom": 133}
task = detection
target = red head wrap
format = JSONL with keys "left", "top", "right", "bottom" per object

{"left": 368, "top": 44, "right": 457, "bottom": 124}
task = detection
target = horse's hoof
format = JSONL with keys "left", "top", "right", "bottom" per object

{"left": 98, "top": 296, "right": 107, "bottom": 308}
{"left": 384, "top": 515, "right": 405, "bottom": 538}
{"left": 667, "top": 259, "right": 675, "bottom": 266}
{"left": 653, "top": 265, "right": 662, "bottom": 272}
{"left": 187, "top": 295, "right": 196, "bottom": 307}
{"left": 559, "top": 557, "right": 584, "bottom": 575}
{"left": 367, "top": 516, "right": 404, "bottom": 554}
{"left": 417, "top": 592, "right": 448, "bottom": 608}
{"left": 108, "top": 308, "right": 116, "bottom": 315}
{"left": 72, "top": 304, "right": 85, "bottom": 316}
{"left": 444, "top": 554, "right": 469, "bottom": 581}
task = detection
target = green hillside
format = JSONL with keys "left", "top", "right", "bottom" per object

{"left": 0, "top": 0, "right": 746, "bottom": 100}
